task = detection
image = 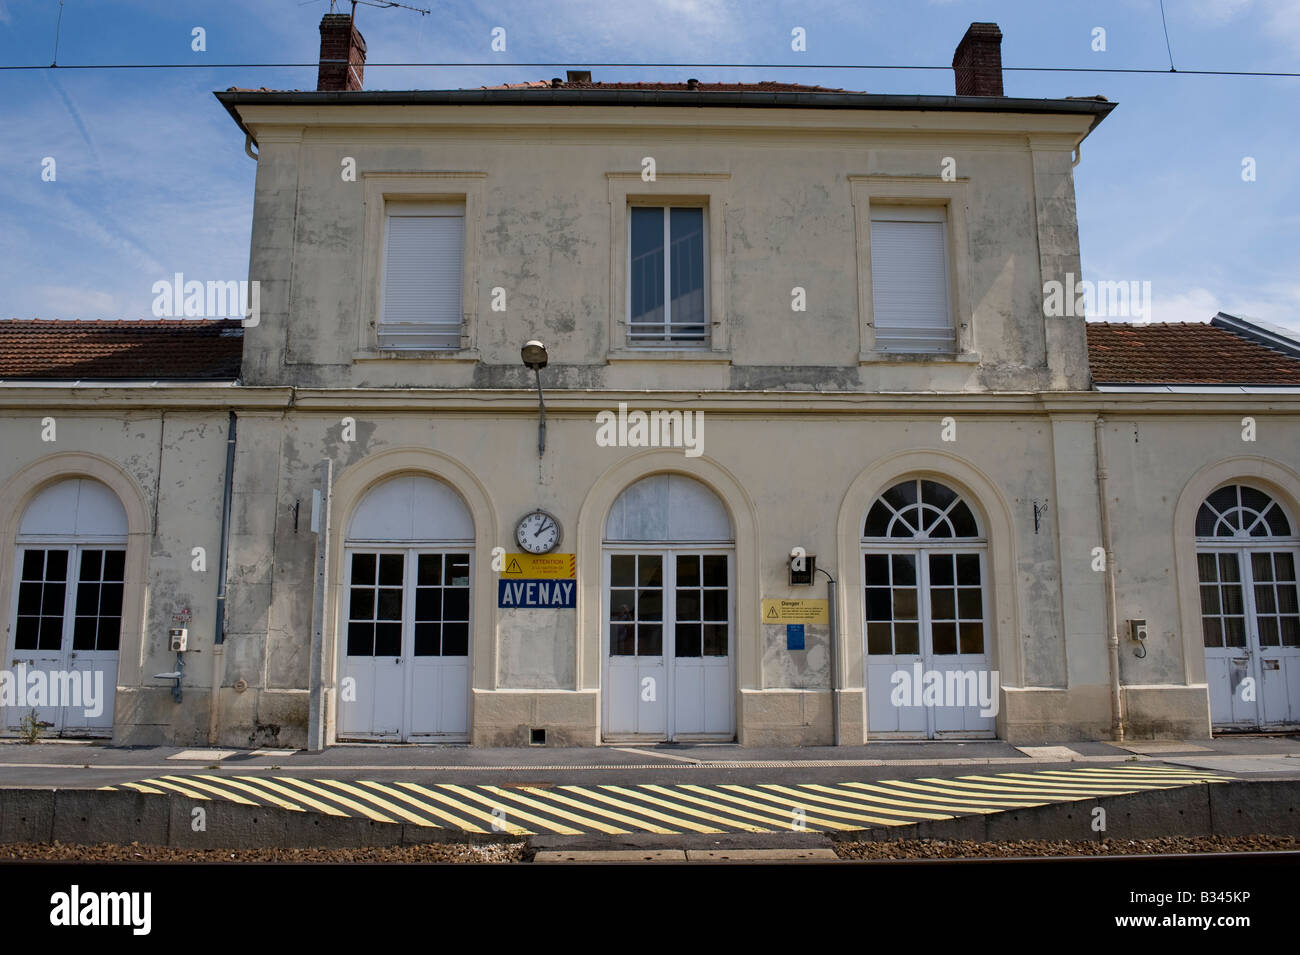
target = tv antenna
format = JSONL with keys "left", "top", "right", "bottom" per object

{"left": 329, "top": 0, "right": 431, "bottom": 16}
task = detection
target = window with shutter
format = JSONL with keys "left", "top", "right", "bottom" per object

{"left": 870, "top": 206, "right": 955, "bottom": 354}
{"left": 379, "top": 201, "right": 464, "bottom": 350}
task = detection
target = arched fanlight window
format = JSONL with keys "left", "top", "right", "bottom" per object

{"left": 1196, "top": 484, "right": 1293, "bottom": 539}
{"left": 347, "top": 474, "right": 473, "bottom": 542}
{"left": 863, "top": 478, "right": 981, "bottom": 540}
{"left": 604, "top": 473, "right": 732, "bottom": 542}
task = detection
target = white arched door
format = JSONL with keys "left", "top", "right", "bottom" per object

{"left": 7, "top": 479, "right": 126, "bottom": 736}
{"left": 339, "top": 475, "right": 473, "bottom": 741}
{"left": 602, "top": 474, "right": 735, "bottom": 741}
{"left": 1196, "top": 484, "right": 1300, "bottom": 729}
{"left": 862, "top": 478, "right": 994, "bottom": 738}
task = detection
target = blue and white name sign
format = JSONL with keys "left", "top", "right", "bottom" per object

{"left": 498, "top": 578, "right": 577, "bottom": 608}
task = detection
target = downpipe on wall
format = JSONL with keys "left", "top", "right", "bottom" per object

{"left": 209, "top": 411, "right": 237, "bottom": 745}
{"left": 821, "top": 567, "right": 839, "bottom": 746}
{"left": 1095, "top": 415, "right": 1125, "bottom": 741}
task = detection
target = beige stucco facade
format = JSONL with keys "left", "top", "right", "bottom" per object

{"left": 2, "top": 96, "right": 1298, "bottom": 747}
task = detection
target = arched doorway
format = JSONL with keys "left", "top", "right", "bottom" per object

{"left": 862, "top": 477, "right": 994, "bottom": 738}
{"left": 602, "top": 473, "right": 735, "bottom": 740}
{"left": 1196, "top": 483, "right": 1300, "bottom": 729}
{"left": 7, "top": 478, "right": 126, "bottom": 736}
{"left": 338, "top": 474, "right": 474, "bottom": 741}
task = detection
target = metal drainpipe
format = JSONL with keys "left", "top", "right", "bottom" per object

{"left": 209, "top": 411, "right": 237, "bottom": 745}
{"left": 821, "top": 568, "right": 840, "bottom": 746}
{"left": 1095, "top": 415, "right": 1125, "bottom": 741}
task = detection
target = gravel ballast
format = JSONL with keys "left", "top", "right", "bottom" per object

{"left": 834, "top": 834, "right": 1299, "bottom": 860}
{"left": 3, "top": 835, "right": 1296, "bottom": 863}
{"left": 1, "top": 841, "right": 526, "bottom": 863}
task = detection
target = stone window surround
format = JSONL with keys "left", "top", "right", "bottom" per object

{"left": 849, "top": 175, "right": 977, "bottom": 364}
{"left": 605, "top": 172, "right": 732, "bottom": 362}
{"left": 356, "top": 172, "right": 488, "bottom": 363}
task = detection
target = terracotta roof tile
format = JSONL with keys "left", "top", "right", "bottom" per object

{"left": 0, "top": 319, "right": 243, "bottom": 380}
{"left": 225, "top": 81, "right": 850, "bottom": 95}
{"left": 478, "top": 80, "right": 848, "bottom": 93}
{"left": 1086, "top": 322, "right": 1300, "bottom": 385}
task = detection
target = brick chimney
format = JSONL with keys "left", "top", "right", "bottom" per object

{"left": 317, "top": 12, "right": 367, "bottom": 92}
{"left": 952, "top": 22, "right": 1003, "bottom": 97}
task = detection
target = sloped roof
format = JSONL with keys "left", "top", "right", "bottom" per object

{"left": 6, "top": 317, "right": 1298, "bottom": 389}
{"left": 1086, "top": 321, "right": 1300, "bottom": 386}
{"left": 0, "top": 319, "right": 243, "bottom": 380}
{"left": 479, "top": 80, "right": 848, "bottom": 92}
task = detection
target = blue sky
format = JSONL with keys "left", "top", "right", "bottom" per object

{"left": 0, "top": 0, "right": 1297, "bottom": 331}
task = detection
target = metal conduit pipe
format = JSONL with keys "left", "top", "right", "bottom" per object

{"left": 208, "top": 411, "right": 237, "bottom": 745}
{"left": 1096, "top": 415, "right": 1125, "bottom": 741}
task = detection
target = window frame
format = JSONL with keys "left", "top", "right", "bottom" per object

{"left": 358, "top": 172, "right": 487, "bottom": 362}
{"left": 606, "top": 172, "right": 731, "bottom": 361}
{"left": 626, "top": 204, "right": 711, "bottom": 348}
{"left": 867, "top": 206, "right": 955, "bottom": 355}
{"left": 11, "top": 541, "right": 127, "bottom": 655}
{"left": 377, "top": 200, "right": 466, "bottom": 352}
{"left": 849, "top": 176, "right": 975, "bottom": 363}
{"left": 860, "top": 478, "right": 989, "bottom": 662}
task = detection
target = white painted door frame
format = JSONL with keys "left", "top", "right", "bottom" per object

{"left": 6, "top": 540, "right": 122, "bottom": 737}
{"left": 601, "top": 545, "right": 735, "bottom": 742}
{"left": 1200, "top": 544, "right": 1300, "bottom": 730}
{"left": 862, "top": 543, "right": 994, "bottom": 740}
{"left": 338, "top": 546, "right": 471, "bottom": 742}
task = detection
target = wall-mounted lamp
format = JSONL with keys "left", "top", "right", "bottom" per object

{"left": 521, "top": 340, "right": 549, "bottom": 457}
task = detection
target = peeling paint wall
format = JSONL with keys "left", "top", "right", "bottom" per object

{"left": 238, "top": 105, "right": 1096, "bottom": 394}
{"left": 0, "top": 407, "right": 231, "bottom": 745}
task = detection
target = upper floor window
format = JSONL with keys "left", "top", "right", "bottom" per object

{"left": 869, "top": 205, "right": 956, "bottom": 354}
{"left": 379, "top": 200, "right": 464, "bottom": 349}
{"left": 629, "top": 205, "right": 708, "bottom": 347}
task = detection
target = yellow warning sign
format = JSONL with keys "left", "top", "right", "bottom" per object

{"left": 501, "top": 553, "right": 576, "bottom": 579}
{"left": 761, "top": 599, "right": 828, "bottom": 624}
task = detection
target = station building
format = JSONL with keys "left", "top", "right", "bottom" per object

{"left": 1, "top": 20, "right": 1297, "bottom": 749}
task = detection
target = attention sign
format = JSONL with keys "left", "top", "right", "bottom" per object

{"left": 761, "top": 599, "right": 829, "bottom": 624}
{"left": 501, "top": 553, "right": 576, "bottom": 579}
{"left": 498, "top": 578, "right": 577, "bottom": 608}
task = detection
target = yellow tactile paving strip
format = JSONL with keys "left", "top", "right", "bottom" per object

{"left": 98, "top": 764, "right": 1232, "bottom": 836}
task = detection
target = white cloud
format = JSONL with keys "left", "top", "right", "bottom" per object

{"left": 1184, "top": 0, "right": 1300, "bottom": 51}
{"left": 1186, "top": 0, "right": 1254, "bottom": 22}
{"left": 1148, "top": 286, "right": 1224, "bottom": 324}
{"left": 1147, "top": 283, "right": 1300, "bottom": 334}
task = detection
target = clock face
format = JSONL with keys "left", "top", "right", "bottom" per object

{"left": 516, "top": 510, "right": 561, "bottom": 554}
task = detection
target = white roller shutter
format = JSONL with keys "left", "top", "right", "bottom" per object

{"left": 379, "top": 203, "right": 464, "bottom": 349}
{"left": 870, "top": 207, "right": 955, "bottom": 353}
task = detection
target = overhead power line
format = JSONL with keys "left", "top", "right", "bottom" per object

{"left": 0, "top": 61, "right": 1297, "bottom": 77}
{"left": 1159, "top": 0, "right": 1177, "bottom": 72}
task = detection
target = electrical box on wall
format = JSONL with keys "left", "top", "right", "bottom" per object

{"left": 168, "top": 628, "right": 188, "bottom": 652}
{"left": 789, "top": 554, "right": 816, "bottom": 586}
{"left": 1129, "top": 619, "right": 1148, "bottom": 642}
